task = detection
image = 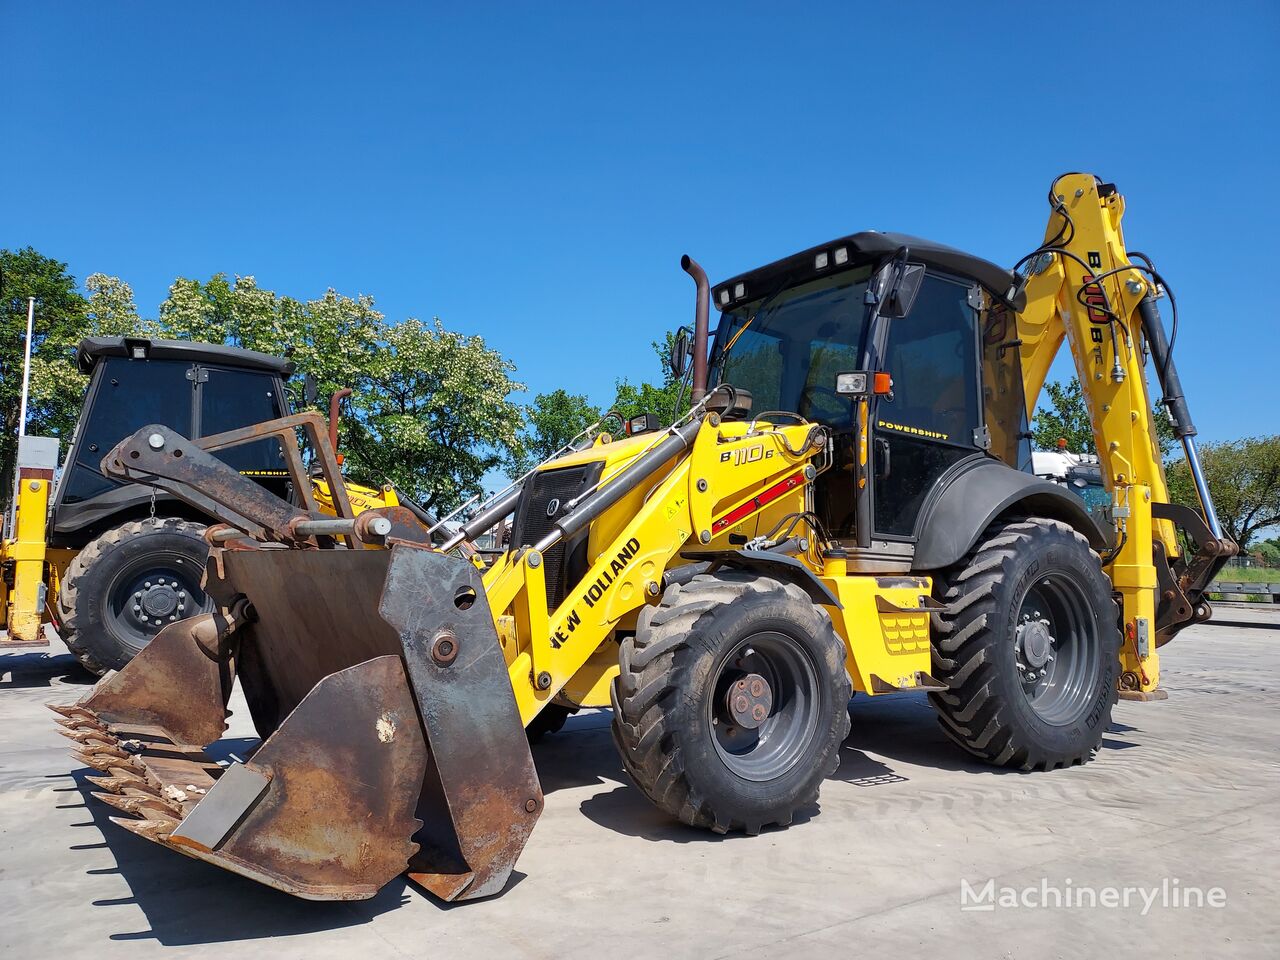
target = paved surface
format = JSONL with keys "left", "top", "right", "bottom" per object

{"left": 3, "top": 607, "right": 1278, "bottom": 959}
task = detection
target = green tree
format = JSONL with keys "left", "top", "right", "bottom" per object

{"left": 1166, "top": 436, "right": 1280, "bottom": 549}
{"left": 1032, "top": 379, "right": 1094, "bottom": 452}
{"left": 346, "top": 318, "right": 524, "bottom": 512}
{"left": 85, "top": 273, "right": 143, "bottom": 335}
{"left": 155, "top": 273, "right": 384, "bottom": 417}
{"left": 1, "top": 248, "right": 89, "bottom": 495}
{"left": 1252, "top": 538, "right": 1280, "bottom": 566}
{"left": 1032, "top": 376, "right": 1176, "bottom": 455}
{"left": 508, "top": 389, "right": 601, "bottom": 477}
{"left": 158, "top": 273, "right": 281, "bottom": 348}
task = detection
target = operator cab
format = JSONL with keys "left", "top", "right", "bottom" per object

{"left": 50, "top": 337, "right": 293, "bottom": 546}
{"left": 707, "top": 232, "right": 1032, "bottom": 563}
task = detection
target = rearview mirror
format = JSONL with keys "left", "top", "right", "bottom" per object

{"left": 669, "top": 327, "right": 691, "bottom": 379}
{"left": 303, "top": 373, "right": 319, "bottom": 407}
{"left": 870, "top": 260, "right": 926, "bottom": 319}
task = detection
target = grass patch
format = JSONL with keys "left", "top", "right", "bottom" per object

{"left": 1215, "top": 567, "right": 1280, "bottom": 583}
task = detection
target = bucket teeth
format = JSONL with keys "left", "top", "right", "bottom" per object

{"left": 92, "top": 791, "right": 182, "bottom": 818}
{"left": 84, "top": 774, "right": 134, "bottom": 794}
{"left": 86, "top": 771, "right": 166, "bottom": 798}
{"left": 48, "top": 704, "right": 96, "bottom": 720}
{"left": 72, "top": 749, "right": 143, "bottom": 774}
{"left": 58, "top": 728, "right": 118, "bottom": 746}
{"left": 55, "top": 716, "right": 107, "bottom": 733}
{"left": 86, "top": 742, "right": 130, "bottom": 760}
{"left": 109, "top": 817, "right": 176, "bottom": 842}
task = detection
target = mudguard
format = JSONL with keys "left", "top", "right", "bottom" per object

{"left": 912, "top": 457, "right": 1109, "bottom": 571}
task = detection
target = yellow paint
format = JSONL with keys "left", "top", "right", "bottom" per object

{"left": 821, "top": 575, "right": 933, "bottom": 693}
{"left": 2, "top": 475, "right": 51, "bottom": 642}
{"left": 1013, "top": 174, "right": 1179, "bottom": 691}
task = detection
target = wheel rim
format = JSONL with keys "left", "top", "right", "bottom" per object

{"left": 103, "top": 551, "right": 210, "bottom": 652}
{"left": 708, "top": 630, "right": 822, "bottom": 781}
{"left": 1015, "top": 571, "right": 1101, "bottom": 725}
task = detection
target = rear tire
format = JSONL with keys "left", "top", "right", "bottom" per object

{"left": 929, "top": 518, "right": 1119, "bottom": 770}
{"left": 611, "top": 572, "right": 851, "bottom": 834}
{"left": 58, "top": 517, "right": 213, "bottom": 675}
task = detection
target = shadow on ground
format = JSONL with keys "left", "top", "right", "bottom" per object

{"left": 60, "top": 681, "right": 1149, "bottom": 943}
{"left": 70, "top": 768, "right": 412, "bottom": 946}
{"left": 0, "top": 650, "right": 95, "bottom": 690}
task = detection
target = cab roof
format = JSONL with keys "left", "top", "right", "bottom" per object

{"left": 77, "top": 336, "right": 295, "bottom": 377}
{"left": 712, "top": 231, "right": 1025, "bottom": 313}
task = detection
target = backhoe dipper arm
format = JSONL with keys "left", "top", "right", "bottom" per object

{"left": 1012, "top": 174, "right": 1236, "bottom": 697}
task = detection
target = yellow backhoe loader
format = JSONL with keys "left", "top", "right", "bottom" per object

{"left": 52, "top": 173, "right": 1234, "bottom": 903}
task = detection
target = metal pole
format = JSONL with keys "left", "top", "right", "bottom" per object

{"left": 7, "top": 299, "right": 36, "bottom": 538}
{"left": 18, "top": 297, "right": 34, "bottom": 438}
{"left": 1180, "top": 435, "right": 1224, "bottom": 541}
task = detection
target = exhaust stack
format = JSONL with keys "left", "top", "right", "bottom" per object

{"left": 681, "top": 254, "right": 710, "bottom": 402}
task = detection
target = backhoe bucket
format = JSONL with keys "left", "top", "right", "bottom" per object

{"left": 57, "top": 544, "right": 542, "bottom": 902}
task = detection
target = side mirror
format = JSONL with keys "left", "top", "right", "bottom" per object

{"left": 669, "top": 327, "right": 691, "bottom": 379}
{"left": 870, "top": 260, "right": 926, "bottom": 319}
{"left": 303, "top": 373, "right": 319, "bottom": 407}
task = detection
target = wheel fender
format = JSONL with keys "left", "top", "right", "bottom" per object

{"left": 913, "top": 458, "right": 1108, "bottom": 571}
{"left": 679, "top": 549, "right": 842, "bottom": 609}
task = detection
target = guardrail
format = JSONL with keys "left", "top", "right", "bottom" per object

{"left": 1207, "top": 582, "right": 1280, "bottom": 602}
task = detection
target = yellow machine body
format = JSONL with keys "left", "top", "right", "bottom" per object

{"left": 55, "top": 173, "right": 1230, "bottom": 903}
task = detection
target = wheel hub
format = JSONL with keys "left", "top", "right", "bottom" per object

{"left": 1017, "top": 617, "right": 1054, "bottom": 669}
{"left": 723, "top": 673, "right": 772, "bottom": 730}
{"left": 129, "top": 577, "right": 190, "bottom": 627}
{"left": 141, "top": 583, "right": 179, "bottom": 618}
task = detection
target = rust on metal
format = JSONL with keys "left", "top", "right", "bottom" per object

{"left": 378, "top": 546, "right": 542, "bottom": 901}
{"left": 74, "top": 608, "right": 245, "bottom": 747}
{"left": 92, "top": 791, "right": 184, "bottom": 819}
{"left": 61, "top": 425, "right": 545, "bottom": 903}
{"left": 725, "top": 673, "right": 772, "bottom": 729}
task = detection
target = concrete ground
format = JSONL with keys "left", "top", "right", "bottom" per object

{"left": 3, "top": 607, "right": 1278, "bottom": 959}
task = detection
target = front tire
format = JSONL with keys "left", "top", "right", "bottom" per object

{"left": 929, "top": 518, "right": 1119, "bottom": 770}
{"left": 57, "top": 517, "right": 213, "bottom": 675}
{"left": 611, "top": 572, "right": 851, "bottom": 834}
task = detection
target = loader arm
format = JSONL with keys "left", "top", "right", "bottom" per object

{"left": 482, "top": 414, "right": 828, "bottom": 725}
{"left": 1013, "top": 173, "right": 1236, "bottom": 696}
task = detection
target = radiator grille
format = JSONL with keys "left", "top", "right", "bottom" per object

{"left": 510, "top": 462, "right": 604, "bottom": 610}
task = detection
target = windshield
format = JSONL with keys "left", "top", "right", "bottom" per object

{"left": 709, "top": 266, "right": 872, "bottom": 428}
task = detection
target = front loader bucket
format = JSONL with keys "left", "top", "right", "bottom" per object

{"left": 57, "top": 544, "right": 542, "bottom": 902}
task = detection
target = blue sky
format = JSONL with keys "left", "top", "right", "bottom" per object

{"left": 3, "top": 2, "right": 1277, "bottom": 443}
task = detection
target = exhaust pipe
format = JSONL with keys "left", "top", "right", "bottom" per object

{"left": 328, "top": 388, "right": 353, "bottom": 455}
{"left": 681, "top": 255, "right": 710, "bottom": 402}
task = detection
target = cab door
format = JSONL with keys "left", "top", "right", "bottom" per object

{"left": 871, "top": 273, "right": 984, "bottom": 540}
{"left": 196, "top": 365, "right": 291, "bottom": 498}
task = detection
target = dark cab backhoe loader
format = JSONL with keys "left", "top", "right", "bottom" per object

{"left": 52, "top": 174, "right": 1233, "bottom": 902}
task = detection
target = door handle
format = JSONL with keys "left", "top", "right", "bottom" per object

{"left": 875, "top": 437, "right": 891, "bottom": 479}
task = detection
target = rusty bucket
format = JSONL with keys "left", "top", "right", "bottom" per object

{"left": 56, "top": 545, "right": 542, "bottom": 902}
